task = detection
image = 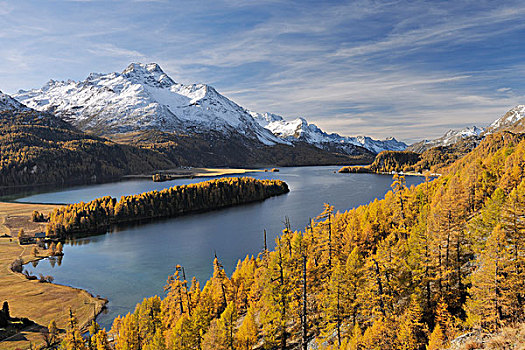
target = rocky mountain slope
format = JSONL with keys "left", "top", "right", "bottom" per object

{"left": 408, "top": 105, "right": 525, "bottom": 153}
{"left": 1, "top": 91, "right": 31, "bottom": 112}
{"left": 485, "top": 104, "right": 525, "bottom": 134}
{"left": 407, "top": 125, "right": 484, "bottom": 153}
{"left": 0, "top": 92, "right": 175, "bottom": 190}
{"left": 15, "top": 63, "right": 282, "bottom": 146}
{"left": 15, "top": 63, "right": 402, "bottom": 155}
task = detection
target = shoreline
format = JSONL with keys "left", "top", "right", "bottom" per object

{"left": 122, "top": 167, "right": 264, "bottom": 180}
{"left": 0, "top": 167, "right": 266, "bottom": 202}
{"left": 338, "top": 165, "right": 441, "bottom": 177}
{"left": 0, "top": 176, "right": 286, "bottom": 348}
{"left": 0, "top": 202, "right": 107, "bottom": 350}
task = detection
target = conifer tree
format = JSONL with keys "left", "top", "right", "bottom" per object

{"left": 60, "top": 309, "right": 87, "bottom": 350}
{"left": 113, "top": 313, "right": 140, "bottom": 350}
{"left": 235, "top": 306, "right": 258, "bottom": 350}
{"left": 91, "top": 329, "right": 111, "bottom": 350}
{"left": 466, "top": 224, "right": 507, "bottom": 331}
{"left": 426, "top": 324, "right": 445, "bottom": 350}
{"left": 396, "top": 292, "right": 427, "bottom": 350}
{"left": 218, "top": 301, "right": 238, "bottom": 350}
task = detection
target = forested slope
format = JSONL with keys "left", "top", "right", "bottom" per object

{"left": 0, "top": 110, "right": 174, "bottom": 188}
{"left": 339, "top": 137, "right": 481, "bottom": 175}
{"left": 61, "top": 131, "right": 525, "bottom": 350}
{"left": 109, "top": 130, "right": 374, "bottom": 168}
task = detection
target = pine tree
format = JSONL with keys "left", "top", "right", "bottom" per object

{"left": 391, "top": 174, "right": 407, "bottom": 231}
{"left": 501, "top": 183, "right": 525, "bottom": 320}
{"left": 323, "top": 260, "right": 346, "bottom": 346}
{"left": 60, "top": 309, "right": 87, "bottom": 350}
{"left": 235, "top": 306, "right": 258, "bottom": 350}
{"left": 396, "top": 292, "right": 427, "bottom": 350}
{"left": 218, "top": 301, "right": 238, "bottom": 350}
{"left": 426, "top": 324, "right": 445, "bottom": 350}
{"left": 466, "top": 224, "right": 506, "bottom": 331}
{"left": 113, "top": 313, "right": 140, "bottom": 350}
{"left": 91, "top": 329, "right": 111, "bottom": 350}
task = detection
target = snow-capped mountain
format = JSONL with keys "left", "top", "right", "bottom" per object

{"left": 250, "top": 111, "right": 407, "bottom": 153}
{"left": 0, "top": 90, "right": 31, "bottom": 112}
{"left": 15, "top": 63, "right": 283, "bottom": 146}
{"left": 407, "top": 126, "right": 484, "bottom": 153}
{"left": 485, "top": 105, "right": 525, "bottom": 134}
{"left": 408, "top": 105, "right": 525, "bottom": 153}
{"left": 14, "top": 62, "right": 405, "bottom": 154}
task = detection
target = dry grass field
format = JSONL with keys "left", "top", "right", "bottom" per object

{"left": 0, "top": 202, "right": 106, "bottom": 350}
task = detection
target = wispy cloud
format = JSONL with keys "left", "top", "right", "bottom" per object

{"left": 87, "top": 43, "right": 146, "bottom": 59}
{"left": 0, "top": 0, "right": 524, "bottom": 142}
{"left": 0, "top": 1, "right": 12, "bottom": 15}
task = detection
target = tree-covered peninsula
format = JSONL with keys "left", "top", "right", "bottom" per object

{"left": 45, "top": 177, "right": 289, "bottom": 237}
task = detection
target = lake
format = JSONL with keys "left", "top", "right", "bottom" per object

{"left": 20, "top": 166, "right": 423, "bottom": 329}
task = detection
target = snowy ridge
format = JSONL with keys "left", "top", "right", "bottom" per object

{"left": 0, "top": 90, "right": 31, "bottom": 112}
{"left": 15, "top": 63, "right": 283, "bottom": 146}
{"left": 408, "top": 104, "right": 525, "bottom": 153}
{"left": 486, "top": 105, "right": 525, "bottom": 133}
{"left": 407, "top": 126, "right": 484, "bottom": 153}
{"left": 13, "top": 62, "right": 406, "bottom": 154}
{"left": 250, "top": 111, "right": 407, "bottom": 153}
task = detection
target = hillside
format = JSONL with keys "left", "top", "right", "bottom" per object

{"left": 0, "top": 108, "right": 174, "bottom": 190}
{"left": 340, "top": 136, "right": 482, "bottom": 175}
{"left": 58, "top": 130, "right": 524, "bottom": 350}
{"left": 109, "top": 130, "right": 374, "bottom": 168}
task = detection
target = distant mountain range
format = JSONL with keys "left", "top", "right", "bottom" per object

{"left": 408, "top": 105, "right": 525, "bottom": 153}
{"left": 250, "top": 112, "right": 406, "bottom": 154}
{"left": 14, "top": 63, "right": 405, "bottom": 155}
{"left": 2, "top": 62, "right": 525, "bottom": 190}
{"left": 407, "top": 126, "right": 484, "bottom": 153}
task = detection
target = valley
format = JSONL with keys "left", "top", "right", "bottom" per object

{"left": 0, "top": 202, "right": 105, "bottom": 350}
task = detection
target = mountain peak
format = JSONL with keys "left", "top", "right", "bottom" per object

{"left": 251, "top": 111, "right": 407, "bottom": 153}
{"left": 122, "top": 62, "right": 175, "bottom": 87}
{"left": 486, "top": 104, "right": 525, "bottom": 133}
{"left": 123, "top": 62, "right": 163, "bottom": 74}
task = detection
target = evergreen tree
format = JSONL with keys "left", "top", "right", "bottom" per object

{"left": 235, "top": 306, "right": 258, "bottom": 350}
{"left": 60, "top": 309, "right": 87, "bottom": 350}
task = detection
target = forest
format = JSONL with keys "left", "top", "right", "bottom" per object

{"left": 50, "top": 131, "right": 525, "bottom": 350}
{"left": 0, "top": 110, "right": 173, "bottom": 188}
{"left": 45, "top": 177, "right": 289, "bottom": 237}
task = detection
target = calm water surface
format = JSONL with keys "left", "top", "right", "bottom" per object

{"left": 20, "top": 166, "right": 423, "bottom": 329}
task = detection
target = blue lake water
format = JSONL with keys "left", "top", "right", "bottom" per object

{"left": 19, "top": 166, "right": 424, "bottom": 329}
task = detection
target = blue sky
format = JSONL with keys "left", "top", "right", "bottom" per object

{"left": 1, "top": 0, "right": 524, "bottom": 142}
